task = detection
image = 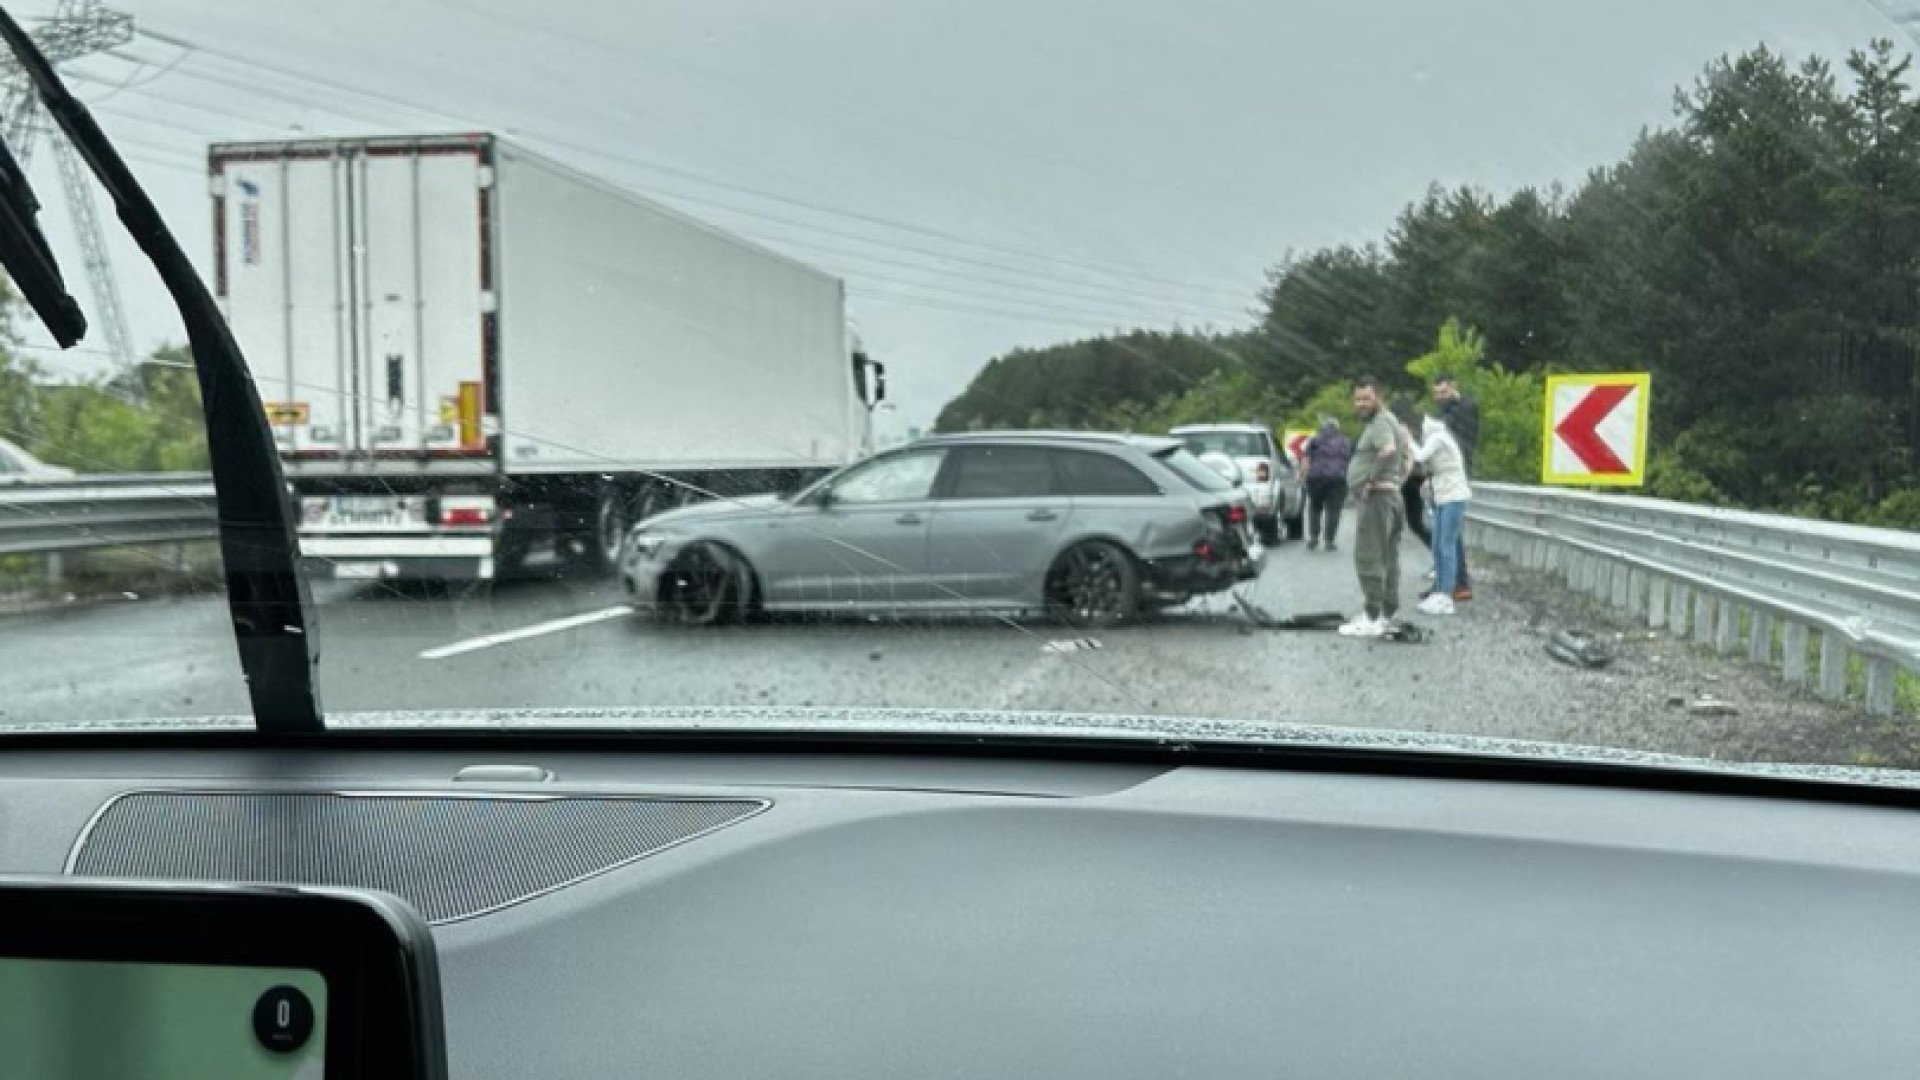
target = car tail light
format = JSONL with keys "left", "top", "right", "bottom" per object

{"left": 1227, "top": 504, "right": 1247, "bottom": 526}
{"left": 1194, "top": 539, "right": 1218, "bottom": 563}
{"left": 437, "top": 496, "right": 495, "bottom": 528}
{"left": 1255, "top": 462, "right": 1271, "bottom": 482}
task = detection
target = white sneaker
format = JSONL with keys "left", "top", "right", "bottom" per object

{"left": 1417, "top": 594, "right": 1455, "bottom": 615}
{"left": 1339, "top": 614, "right": 1389, "bottom": 638}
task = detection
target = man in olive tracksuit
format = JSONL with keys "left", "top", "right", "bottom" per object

{"left": 1341, "top": 377, "right": 1411, "bottom": 635}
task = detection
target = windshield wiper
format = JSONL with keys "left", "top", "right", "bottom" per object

{"left": 0, "top": 6, "right": 322, "bottom": 733}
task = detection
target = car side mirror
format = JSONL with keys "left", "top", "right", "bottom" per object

{"left": 812, "top": 485, "right": 837, "bottom": 509}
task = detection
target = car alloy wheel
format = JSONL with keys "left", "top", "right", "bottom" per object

{"left": 1052, "top": 540, "right": 1139, "bottom": 628}
{"left": 666, "top": 543, "right": 748, "bottom": 626}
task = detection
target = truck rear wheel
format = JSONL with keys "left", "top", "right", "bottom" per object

{"left": 594, "top": 491, "right": 631, "bottom": 574}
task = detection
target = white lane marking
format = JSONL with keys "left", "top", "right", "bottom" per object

{"left": 419, "top": 605, "right": 633, "bottom": 660}
{"left": 1042, "top": 638, "right": 1103, "bottom": 653}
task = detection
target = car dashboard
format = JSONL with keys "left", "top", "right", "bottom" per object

{"left": 2, "top": 740, "right": 1918, "bottom": 1079}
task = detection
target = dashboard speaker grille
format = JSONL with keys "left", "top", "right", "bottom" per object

{"left": 69, "top": 791, "right": 764, "bottom": 923}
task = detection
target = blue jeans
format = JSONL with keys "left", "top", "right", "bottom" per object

{"left": 1433, "top": 500, "right": 1467, "bottom": 594}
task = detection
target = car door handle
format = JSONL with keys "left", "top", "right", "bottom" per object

{"left": 1026, "top": 509, "right": 1059, "bottom": 522}
{"left": 896, "top": 513, "right": 923, "bottom": 525}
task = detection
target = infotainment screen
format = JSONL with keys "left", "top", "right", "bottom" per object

{"left": 0, "top": 878, "right": 444, "bottom": 1080}
{"left": 0, "top": 958, "right": 328, "bottom": 1079}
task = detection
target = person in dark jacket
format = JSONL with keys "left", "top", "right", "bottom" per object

{"left": 1394, "top": 397, "right": 1432, "bottom": 550}
{"left": 1432, "top": 375, "right": 1480, "bottom": 599}
{"left": 1301, "top": 417, "right": 1352, "bottom": 550}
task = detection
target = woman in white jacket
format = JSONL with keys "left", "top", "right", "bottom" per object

{"left": 1411, "top": 414, "right": 1472, "bottom": 615}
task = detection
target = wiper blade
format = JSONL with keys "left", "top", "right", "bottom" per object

{"left": 0, "top": 109, "right": 83, "bottom": 346}
{"left": 0, "top": 5, "right": 322, "bottom": 733}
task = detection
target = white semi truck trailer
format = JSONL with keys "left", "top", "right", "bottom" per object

{"left": 212, "top": 132, "right": 883, "bottom": 581}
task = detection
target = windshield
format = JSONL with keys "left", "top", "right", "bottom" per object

{"left": 1179, "top": 433, "right": 1268, "bottom": 460}
{"left": 4, "top": 0, "right": 1919, "bottom": 776}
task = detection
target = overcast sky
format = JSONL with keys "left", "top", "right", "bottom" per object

{"left": 7, "top": 0, "right": 1899, "bottom": 436}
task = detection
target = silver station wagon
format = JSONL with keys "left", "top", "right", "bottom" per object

{"left": 620, "top": 432, "right": 1264, "bottom": 626}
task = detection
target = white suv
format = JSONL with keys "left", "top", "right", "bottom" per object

{"left": 1170, "top": 423, "right": 1303, "bottom": 544}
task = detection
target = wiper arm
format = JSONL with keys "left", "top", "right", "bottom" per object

{"left": 0, "top": 6, "right": 322, "bottom": 733}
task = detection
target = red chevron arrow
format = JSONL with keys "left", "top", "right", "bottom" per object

{"left": 1555, "top": 382, "right": 1634, "bottom": 474}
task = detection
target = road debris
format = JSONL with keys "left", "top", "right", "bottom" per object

{"left": 1687, "top": 697, "right": 1739, "bottom": 717}
{"left": 1546, "top": 629, "right": 1615, "bottom": 669}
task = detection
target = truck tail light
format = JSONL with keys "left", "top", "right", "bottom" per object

{"left": 1227, "top": 504, "right": 1247, "bottom": 526}
{"left": 437, "top": 496, "right": 496, "bottom": 528}
{"left": 1255, "top": 462, "right": 1271, "bottom": 482}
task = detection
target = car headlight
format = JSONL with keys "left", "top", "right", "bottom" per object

{"left": 624, "top": 528, "right": 669, "bottom": 560}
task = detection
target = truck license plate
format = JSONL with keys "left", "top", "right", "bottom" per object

{"left": 325, "top": 496, "right": 414, "bottom": 528}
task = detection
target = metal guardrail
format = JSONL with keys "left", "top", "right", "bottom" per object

{"left": 1468, "top": 482, "right": 1920, "bottom": 715}
{"left": 7, "top": 472, "right": 1920, "bottom": 714}
{"left": 0, "top": 474, "right": 216, "bottom": 557}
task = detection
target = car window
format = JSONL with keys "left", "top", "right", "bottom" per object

{"left": 1156, "top": 448, "right": 1236, "bottom": 493}
{"left": 1179, "top": 432, "right": 1267, "bottom": 458}
{"left": 830, "top": 448, "right": 946, "bottom": 504}
{"left": 1052, "top": 448, "right": 1158, "bottom": 496}
{"left": 944, "top": 445, "right": 1057, "bottom": 499}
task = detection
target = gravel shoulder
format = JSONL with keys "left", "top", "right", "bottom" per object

{"left": 1464, "top": 552, "right": 1920, "bottom": 770}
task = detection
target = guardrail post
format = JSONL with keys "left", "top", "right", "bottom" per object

{"left": 44, "top": 552, "right": 61, "bottom": 588}
{"left": 1819, "top": 633, "right": 1848, "bottom": 700}
{"left": 1783, "top": 622, "right": 1810, "bottom": 686}
{"left": 1747, "top": 610, "right": 1772, "bottom": 665}
{"left": 1866, "top": 658, "right": 1896, "bottom": 716}
{"left": 1627, "top": 569, "right": 1648, "bottom": 619}
{"left": 1647, "top": 576, "right": 1669, "bottom": 630}
{"left": 1693, "top": 595, "right": 1716, "bottom": 646}
{"left": 1669, "top": 583, "right": 1692, "bottom": 637}
{"left": 1612, "top": 564, "right": 1632, "bottom": 610}
{"left": 1715, "top": 602, "right": 1741, "bottom": 656}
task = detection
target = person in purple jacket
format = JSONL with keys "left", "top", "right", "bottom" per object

{"left": 1301, "top": 417, "right": 1353, "bottom": 551}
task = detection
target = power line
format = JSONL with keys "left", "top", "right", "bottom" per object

{"left": 728, "top": 228, "right": 1244, "bottom": 325}
{"left": 855, "top": 288, "right": 1141, "bottom": 334}
{"left": 104, "top": 49, "right": 1252, "bottom": 323}
{"left": 127, "top": 29, "right": 1257, "bottom": 305}
{"left": 78, "top": 78, "right": 1252, "bottom": 330}
{"left": 103, "top": 40, "right": 1258, "bottom": 320}
{"left": 413, "top": 0, "right": 1279, "bottom": 222}
{"left": 622, "top": 195, "right": 1251, "bottom": 323}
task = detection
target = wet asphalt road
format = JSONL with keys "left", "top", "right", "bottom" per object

{"left": 0, "top": 523, "right": 1883, "bottom": 764}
